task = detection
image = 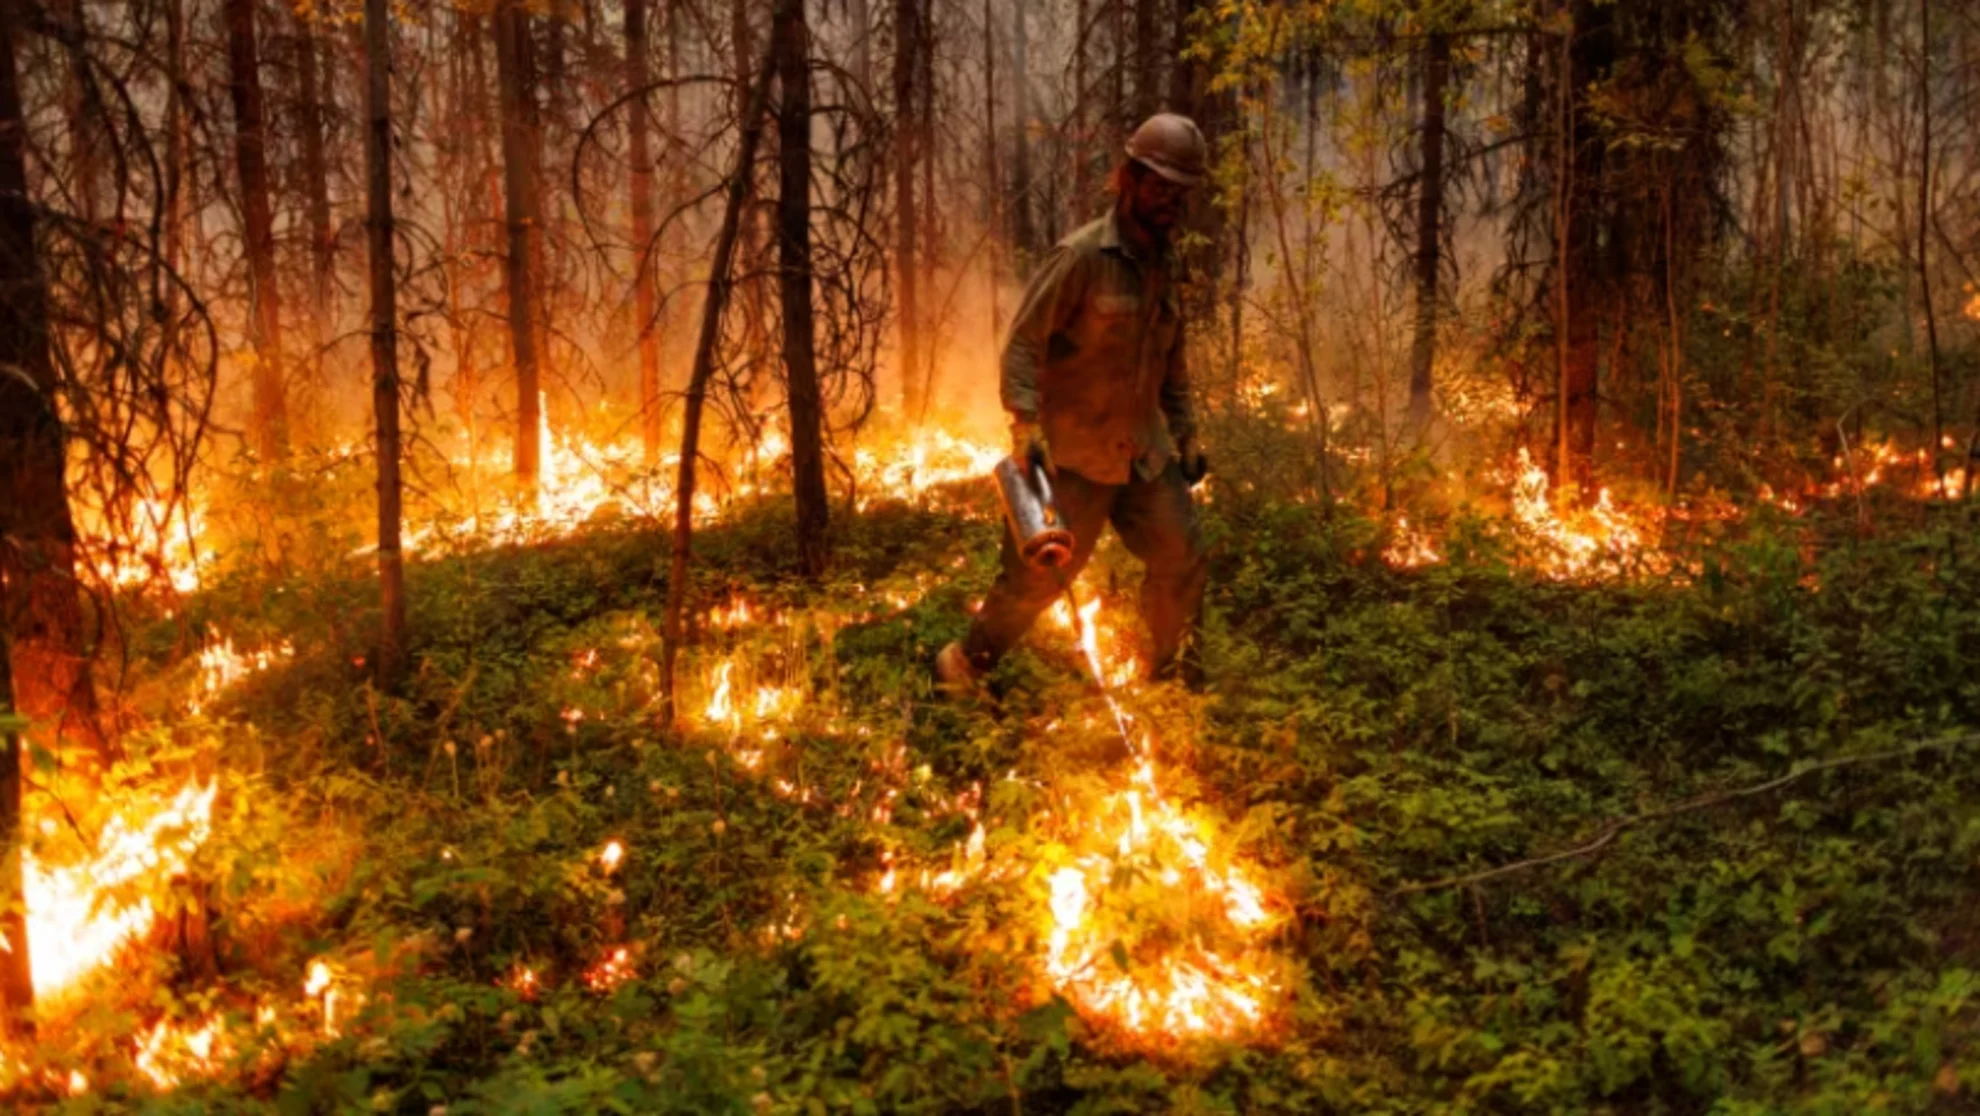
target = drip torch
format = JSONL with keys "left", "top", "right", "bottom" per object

{"left": 992, "top": 446, "right": 1092, "bottom": 648}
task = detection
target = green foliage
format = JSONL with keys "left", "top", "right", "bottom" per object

{"left": 46, "top": 473, "right": 1980, "bottom": 1114}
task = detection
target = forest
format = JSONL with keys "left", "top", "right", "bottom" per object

{"left": 0, "top": 0, "right": 1978, "bottom": 1108}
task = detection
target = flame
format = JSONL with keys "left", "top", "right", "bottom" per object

{"left": 1384, "top": 514, "right": 1442, "bottom": 568}
{"left": 599, "top": 839, "right": 625, "bottom": 872}
{"left": 583, "top": 946, "right": 634, "bottom": 991}
{"left": 190, "top": 637, "right": 293, "bottom": 714}
{"left": 15, "top": 782, "right": 218, "bottom": 999}
{"left": 705, "top": 661, "right": 737, "bottom": 728}
{"left": 134, "top": 1016, "right": 227, "bottom": 1090}
{"left": 1036, "top": 756, "right": 1283, "bottom": 1043}
{"left": 73, "top": 491, "right": 207, "bottom": 594}
{"left": 1029, "top": 592, "right": 1286, "bottom": 1043}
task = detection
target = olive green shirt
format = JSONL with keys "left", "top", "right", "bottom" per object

{"left": 1001, "top": 210, "right": 1196, "bottom": 485}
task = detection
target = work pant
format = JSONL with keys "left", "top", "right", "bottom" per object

{"left": 962, "top": 460, "right": 1208, "bottom": 678}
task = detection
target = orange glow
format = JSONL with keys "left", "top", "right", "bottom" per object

{"left": 1383, "top": 514, "right": 1442, "bottom": 568}
{"left": 704, "top": 660, "right": 737, "bottom": 729}
{"left": 134, "top": 1016, "right": 227, "bottom": 1090}
{"left": 1039, "top": 760, "right": 1281, "bottom": 1041}
{"left": 1032, "top": 593, "right": 1286, "bottom": 1044}
{"left": 600, "top": 840, "right": 625, "bottom": 872}
{"left": 15, "top": 781, "right": 217, "bottom": 999}
{"left": 190, "top": 636, "right": 293, "bottom": 714}
{"left": 583, "top": 947, "right": 634, "bottom": 991}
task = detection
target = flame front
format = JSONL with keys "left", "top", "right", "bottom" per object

{"left": 1031, "top": 593, "right": 1286, "bottom": 1044}
{"left": 18, "top": 782, "right": 218, "bottom": 999}
{"left": 1038, "top": 759, "right": 1281, "bottom": 1041}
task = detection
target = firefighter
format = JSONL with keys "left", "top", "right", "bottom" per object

{"left": 936, "top": 112, "right": 1210, "bottom": 694}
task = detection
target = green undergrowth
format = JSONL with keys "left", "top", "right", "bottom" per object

{"left": 38, "top": 488, "right": 1980, "bottom": 1114}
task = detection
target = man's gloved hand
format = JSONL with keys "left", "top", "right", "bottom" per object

{"left": 1177, "top": 437, "right": 1209, "bottom": 487}
{"left": 1012, "top": 416, "right": 1053, "bottom": 473}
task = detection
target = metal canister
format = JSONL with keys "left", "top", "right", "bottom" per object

{"left": 992, "top": 454, "right": 1075, "bottom": 568}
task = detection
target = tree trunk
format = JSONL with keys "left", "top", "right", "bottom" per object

{"left": 1109, "top": 0, "right": 1125, "bottom": 130}
{"left": 1011, "top": 0, "right": 1033, "bottom": 254}
{"left": 983, "top": 0, "right": 1001, "bottom": 331}
{"left": 366, "top": 0, "right": 406, "bottom": 686}
{"left": 56, "top": 0, "right": 102, "bottom": 234}
{"left": 1132, "top": 0, "right": 1158, "bottom": 116}
{"left": 296, "top": 10, "right": 337, "bottom": 333}
{"left": 0, "top": 616, "right": 29, "bottom": 1029}
{"left": 0, "top": 2, "right": 105, "bottom": 769}
{"left": 659, "top": 0, "right": 787, "bottom": 725}
{"left": 1406, "top": 29, "right": 1451, "bottom": 436}
{"left": 1917, "top": 0, "right": 1942, "bottom": 490}
{"left": 496, "top": 0, "right": 544, "bottom": 492}
{"left": 0, "top": 10, "right": 35, "bottom": 1021}
{"left": 1560, "top": 0, "right": 1608, "bottom": 494}
{"left": 1073, "top": 0, "right": 1089, "bottom": 215}
{"left": 915, "top": 0, "right": 938, "bottom": 414}
{"left": 848, "top": 0, "right": 873, "bottom": 93}
{"left": 226, "top": 0, "right": 290, "bottom": 461}
{"left": 893, "top": 0, "right": 921, "bottom": 421}
{"left": 776, "top": 0, "right": 827, "bottom": 578}
{"left": 628, "top": 0, "right": 663, "bottom": 464}
{"left": 164, "top": 0, "right": 191, "bottom": 283}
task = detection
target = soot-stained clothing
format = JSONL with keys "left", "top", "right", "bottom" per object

{"left": 961, "top": 460, "right": 1206, "bottom": 678}
{"left": 1001, "top": 210, "right": 1196, "bottom": 486}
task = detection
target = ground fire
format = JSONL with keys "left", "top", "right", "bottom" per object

{"left": 3, "top": 0, "right": 1977, "bottom": 1107}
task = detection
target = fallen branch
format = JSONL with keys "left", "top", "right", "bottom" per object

{"left": 1388, "top": 732, "right": 1980, "bottom": 897}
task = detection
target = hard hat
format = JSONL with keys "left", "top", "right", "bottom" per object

{"left": 1124, "top": 113, "right": 1208, "bottom": 186}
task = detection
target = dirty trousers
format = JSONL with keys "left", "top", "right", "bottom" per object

{"left": 962, "top": 460, "right": 1208, "bottom": 675}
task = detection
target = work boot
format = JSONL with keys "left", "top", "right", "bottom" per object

{"left": 934, "top": 641, "right": 987, "bottom": 700}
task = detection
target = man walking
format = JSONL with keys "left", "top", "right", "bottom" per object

{"left": 937, "top": 113, "right": 1211, "bottom": 693}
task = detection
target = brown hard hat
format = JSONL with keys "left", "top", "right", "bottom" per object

{"left": 1125, "top": 113, "right": 1208, "bottom": 186}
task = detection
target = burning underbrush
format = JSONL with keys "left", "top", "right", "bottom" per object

{"left": 16, "top": 395, "right": 1980, "bottom": 1104}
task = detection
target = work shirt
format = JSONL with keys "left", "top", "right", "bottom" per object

{"left": 1001, "top": 210, "right": 1196, "bottom": 485}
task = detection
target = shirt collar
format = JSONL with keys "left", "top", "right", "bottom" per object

{"left": 1100, "top": 208, "right": 1137, "bottom": 261}
{"left": 1101, "top": 207, "right": 1167, "bottom": 267}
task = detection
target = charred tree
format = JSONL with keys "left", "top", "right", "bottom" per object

{"left": 893, "top": 0, "right": 922, "bottom": 421}
{"left": 1406, "top": 28, "right": 1452, "bottom": 436}
{"left": 915, "top": 0, "right": 937, "bottom": 412}
{"left": 0, "top": 12, "right": 34, "bottom": 1018}
{"left": 366, "top": 0, "right": 406, "bottom": 685}
{"left": 659, "top": 0, "right": 787, "bottom": 725}
{"left": 0, "top": 616, "right": 28, "bottom": 1026}
{"left": 226, "top": 0, "right": 290, "bottom": 460}
{"left": 627, "top": 0, "right": 663, "bottom": 464}
{"left": 496, "top": 0, "right": 545, "bottom": 492}
{"left": 777, "top": 0, "right": 827, "bottom": 578}
{"left": 0, "top": 3, "right": 104, "bottom": 767}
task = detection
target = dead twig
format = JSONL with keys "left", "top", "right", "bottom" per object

{"left": 1389, "top": 732, "right": 1980, "bottom": 897}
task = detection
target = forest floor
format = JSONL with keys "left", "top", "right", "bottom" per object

{"left": 7, "top": 431, "right": 1980, "bottom": 1113}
